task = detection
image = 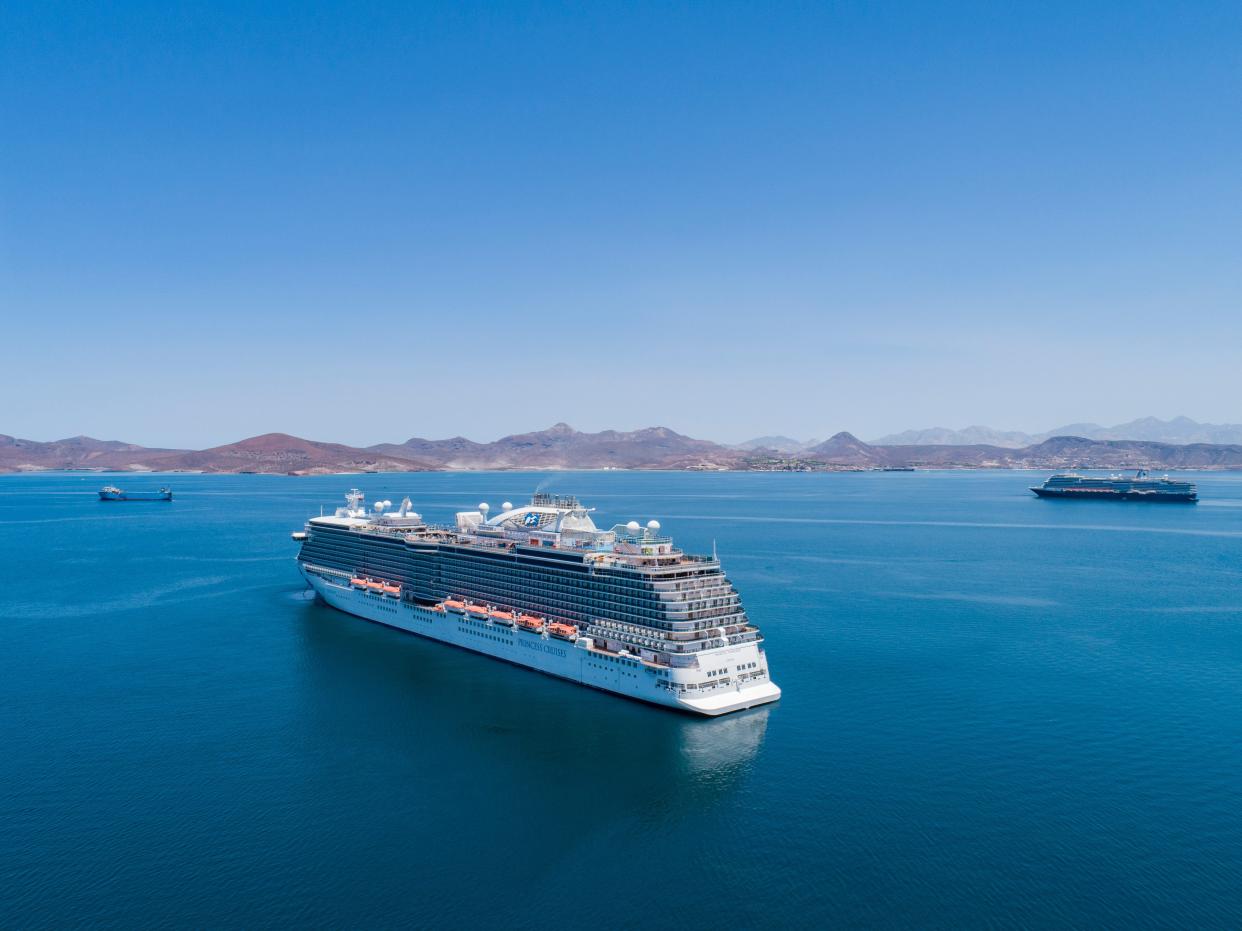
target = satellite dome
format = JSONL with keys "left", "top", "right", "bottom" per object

{"left": 382, "top": 500, "right": 392, "bottom": 508}
{"left": 647, "top": 520, "right": 661, "bottom": 530}
{"left": 502, "top": 501, "right": 513, "bottom": 511}
{"left": 373, "top": 501, "right": 384, "bottom": 510}
{"left": 626, "top": 520, "right": 641, "bottom": 533}
{"left": 479, "top": 502, "right": 490, "bottom": 512}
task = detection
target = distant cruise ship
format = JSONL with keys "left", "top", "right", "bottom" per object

{"left": 1030, "top": 471, "right": 1197, "bottom": 502}
{"left": 293, "top": 492, "right": 780, "bottom": 715}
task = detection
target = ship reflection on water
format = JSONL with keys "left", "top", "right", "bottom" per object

{"left": 676, "top": 702, "right": 770, "bottom": 779}
{"left": 294, "top": 596, "right": 770, "bottom": 809}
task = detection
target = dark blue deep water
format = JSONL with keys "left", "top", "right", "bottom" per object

{"left": 3, "top": 470, "right": 1241, "bottom": 928}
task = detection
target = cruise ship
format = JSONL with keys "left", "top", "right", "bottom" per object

{"left": 1030, "top": 470, "right": 1197, "bottom": 502}
{"left": 292, "top": 492, "right": 780, "bottom": 715}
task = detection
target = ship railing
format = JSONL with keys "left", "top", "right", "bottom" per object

{"left": 656, "top": 591, "right": 739, "bottom": 607}
{"left": 660, "top": 602, "right": 744, "bottom": 618}
{"left": 606, "top": 558, "right": 720, "bottom": 575}
{"left": 673, "top": 678, "right": 734, "bottom": 694}
{"left": 300, "top": 562, "right": 352, "bottom": 580}
{"left": 651, "top": 577, "right": 732, "bottom": 591}
{"left": 665, "top": 612, "right": 748, "bottom": 632}
{"left": 670, "top": 669, "right": 769, "bottom": 696}
{"left": 654, "top": 584, "right": 736, "bottom": 601}
{"left": 586, "top": 623, "right": 728, "bottom": 654}
{"left": 591, "top": 615, "right": 749, "bottom": 640}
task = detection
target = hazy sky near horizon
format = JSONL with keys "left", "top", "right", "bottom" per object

{"left": 3, "top": 1, "right": 1240, "bottom": 448}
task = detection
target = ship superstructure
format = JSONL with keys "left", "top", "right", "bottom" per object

{"left": 293, "top": 491, "right": 780, "bottom": 715}
{"left": 1030, "top": 471, "right": 1197, "bottom": 502}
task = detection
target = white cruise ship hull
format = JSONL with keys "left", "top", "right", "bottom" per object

{"left": 300, "top": 567, "right": 780, "bottom": 716}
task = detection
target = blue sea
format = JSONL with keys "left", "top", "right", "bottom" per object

{"left": 2, "top": 470, "right": 1241, "bottom": 928}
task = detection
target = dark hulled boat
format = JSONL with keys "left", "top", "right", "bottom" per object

{"left": 1030, "top": 471, "right": 1196, "bottom": 503}
{"left": 98, "top": 485, "right": 173, "bottom": 501}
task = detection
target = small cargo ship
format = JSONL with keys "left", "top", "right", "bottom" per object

{"left": 98, "top": 485, "right": 173, "bottom": 501}
{"left": 1030, "top": 471, "right": 1196, "bottom": 503}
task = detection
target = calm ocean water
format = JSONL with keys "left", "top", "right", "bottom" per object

{"left": 2, "top": 470, "right": 1241, "bottom": 928}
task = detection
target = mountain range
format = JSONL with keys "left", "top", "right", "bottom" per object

{"left": 795, "top": 433, "right": 1242, "bottom": 470}
{"left": 730, "top": 435, "right": 823, "bottom": 453}
{"left": 0, "top": 425, "right": 747, "bottom": 475}
{"left": 4, "top": 419, "right": 1242, "bottom": 474}
{"left": 867, "top": 416, "right": 1242, "bottom": 448}
{"left": 369, "top": 423, "right": 736, "bottom": 470}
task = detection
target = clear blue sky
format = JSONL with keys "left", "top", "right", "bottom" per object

{"left": 3, "top": 1, "right": 1240, "bottom": 448}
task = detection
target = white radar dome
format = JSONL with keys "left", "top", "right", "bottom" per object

{"left": 382, "top": 500, "right": 392, "bottom": 508}
{"left": 647, "top": 520, "right": 661, "bottom": 530}
{"left": 626, "top": 520, "right": 641, "bottom": 533}
{"left": 502, "top": 501, "right": 513, "bottom": 511}
{"left": 479, "top": 502, "right": 490, "bottom": 512}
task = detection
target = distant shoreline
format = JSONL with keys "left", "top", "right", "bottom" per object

{"left": 6, "top": 425, "right": 1242, "bottom": 475}
{"left": 5, "top": 466, "right": 1239, "bottom": 479}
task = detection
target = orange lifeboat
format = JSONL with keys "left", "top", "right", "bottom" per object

{"left": 381, "top": 583, "right": 400, "bottom": 596}
{"left": 490, "top": 609, "right": 515, "bottom": 627}
{"left": 366, "top": 580, "right": 384, "bottom": 592}
{"left": 443, "top": 599, "right": 466, "bottom": 614}
{"left": 516, "top": 614, "right": 545, "bottom": 633}
{"left": 350, "top": 577, "right": 367, "bottom": 589}
{"left": 465, "top": 604, "right": 488, "bottom": 616}
{"left": 548, "top": 622, "right": 579, "bottom": 641}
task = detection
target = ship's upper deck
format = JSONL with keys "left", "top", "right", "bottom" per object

{"left": 308, "top": 490, "right": 718, "bottom": 574}
{"left": 1041, "top": 471, "right": 1195, "bottom": 491}
{"left": 300, "top": 489, "right": 754, "bottom": 652}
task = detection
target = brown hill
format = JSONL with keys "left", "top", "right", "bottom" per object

{"left": 0, "top": 433, "right": 434, "bottom": 475}
{"left": 369, "top": 435, "right": 490, "bottom": 466}
{"left": 0, "top": 435, "right": 186, "bottom": 472}
{"left": 801, "top": 434, "right": 1242, "bottom": 470}
{"left": 153, "top": 433, "right": 436, "bottom": 475}
{"left": 803, "top": 432, "right": 889, "bottom": 467}
{"left": 369, "top": 423, "right": 744, "bottom": 470}
{"left": 1011, "top": 436, "right": 1242, "bottom": 470}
